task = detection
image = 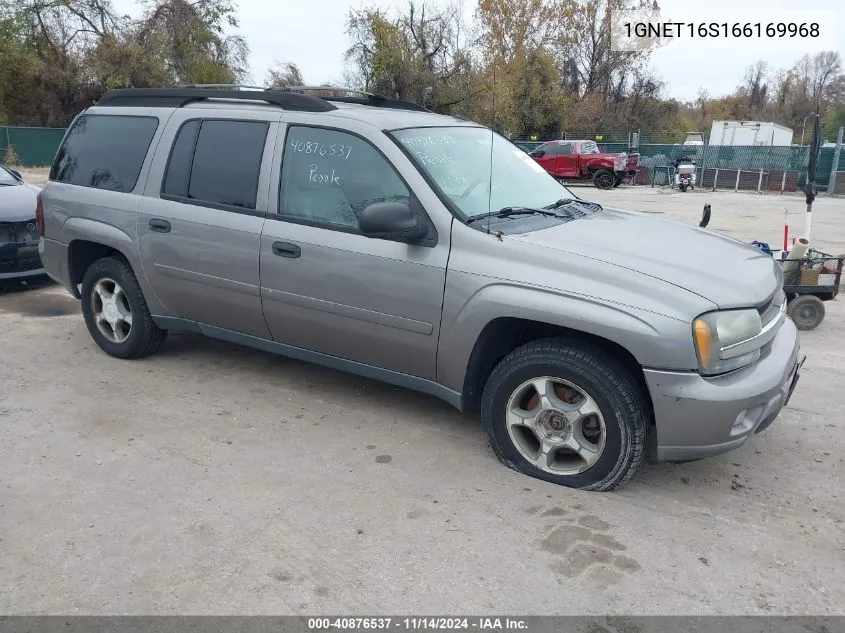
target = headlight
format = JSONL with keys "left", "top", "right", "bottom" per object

{"left": 693, "top": 309, "right": 762, "bottom": 375}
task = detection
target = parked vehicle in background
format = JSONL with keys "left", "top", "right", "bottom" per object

{"left": 37, "top": 86, "right": 803, "bottom": 491}
{"left": 528, "top": 140, "right": 639, "bottom": 189}
{"left": 0, "top": 165, "right": 44, "bottom": 281}
{"left": 683, "top": 132, "right": 705, "bottom": 146}
{"left": 673, "top": 156, "right": 696, "bottom": 192}
{"left": 709, "top": 120, "right": 794, "bottom": 147}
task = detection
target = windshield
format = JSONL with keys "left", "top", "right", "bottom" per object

{"left": 0, "top": 166, "right": 19, "bottom": 185}
{"left": 391, "top": 126, "right": 577, "bottom": 219}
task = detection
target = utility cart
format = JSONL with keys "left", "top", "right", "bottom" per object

{"left": 779, "top": 249, "right": 844, "bottom": 331}
{"left": 697, "top": 205, "right": 843, "bottom": 331}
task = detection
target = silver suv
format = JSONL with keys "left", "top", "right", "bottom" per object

{"left": 37, "top": 86, "right": 804, "bottom": 491}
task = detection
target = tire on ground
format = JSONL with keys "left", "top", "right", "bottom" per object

{"left": 80, "top": 256, "right": 167, "bottom": 359}
{"left": 786, "top": 295, "right": 825, "bottom": 331}
{"left": 480, "top": 337, "right": 649, "bottom": 491}
{"left": 593, "top": 169, "right": 616, "bottom": 190}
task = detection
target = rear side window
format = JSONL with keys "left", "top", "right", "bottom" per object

{"left": 162, "top": 119, "right": 269, "bottom": 210}
{"left": 50, "top": 114, "right": 158, "bottom": 192}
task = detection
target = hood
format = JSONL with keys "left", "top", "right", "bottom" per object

{"left": 509, "top": 206, "right": 779, "bottom": 309}
{"left": 0, "top": 182, "right": 39, "bottom": 223}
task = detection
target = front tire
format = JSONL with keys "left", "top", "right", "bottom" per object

{"left": 480, "top": 338, "right": 649, "bottom": 491}
{"left": 593, "top": 169, "right": 616, "bottom": 190}
{"left": 80, "top": 256, "right": 167, "bottom": 359}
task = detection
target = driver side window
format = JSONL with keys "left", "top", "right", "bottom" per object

{"left": 279, "top": 126, "right": 410, "bottom": 231}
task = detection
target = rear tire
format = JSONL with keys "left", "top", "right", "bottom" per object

{"left": 787, "top": 295, "right": 825, "bottom": 331}
{"left": 480, "top": 338, "right": 649, "bottom": 491}
{"left": 593, "top": 169, "right": 615, "bottom": 190}
{"left": 80, "top": 256, "right": 167, "bottom": 359}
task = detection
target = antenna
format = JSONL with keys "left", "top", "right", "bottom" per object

{"left": 485, "top": 65, "right": 495, "bottom": 236}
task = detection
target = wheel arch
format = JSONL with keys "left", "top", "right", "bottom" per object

{"left": 459, "top": 316, "right": 654, "bottom": 422}
{"left": 62, "top": 218, "right": 142, "bottom": 299}
{"left": 67, "top": 240, "right": 130, "bottom": 298}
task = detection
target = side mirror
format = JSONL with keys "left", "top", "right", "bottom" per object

{"left": 529, "top": 149, "right": 544, "bottom": 157}
{"left": 359, "top": 201, "right": 428, "bottom": 243}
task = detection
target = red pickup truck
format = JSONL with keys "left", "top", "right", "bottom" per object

{"left": 528, "top": 140, "right": 639, "bottom": 189}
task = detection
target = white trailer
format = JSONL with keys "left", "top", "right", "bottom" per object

{"left": 709, "top": 120, "right": 794, "bottom": 146}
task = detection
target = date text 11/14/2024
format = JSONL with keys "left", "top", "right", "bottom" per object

{"left": 307, "top": 617, "right": 528, "bottom": 631}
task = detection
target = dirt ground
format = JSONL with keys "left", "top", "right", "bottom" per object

{"left": 1, "top": 173, "right": 844, "bottom": 615}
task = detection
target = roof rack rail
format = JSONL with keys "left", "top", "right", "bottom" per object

{"left": 176, "top": 83, "right": 267, "bottom": 91}
{"left": 280, "top": 85, "right": 431, "bottom": 113}
{"left": 96, "top": 87, "right": 338, "bottom": 112}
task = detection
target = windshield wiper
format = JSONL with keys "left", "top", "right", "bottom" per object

{"left": 465, "top": 206, "right": 565, "bottom": 225}
{"left": 544, "top": 198, "right": 575, "bottom": 209}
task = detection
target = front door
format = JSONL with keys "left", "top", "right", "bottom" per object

{"left": 532, "top": 142, "right": 560, "bottom": 176}
{"left": 556, "top": 142, "right": 578, "bottom": 178}
{"left": 137, "top": 113, "right": 279, "bottom": 338}
{"left": 259, "top": 122, "right": 450, "bottom": 380}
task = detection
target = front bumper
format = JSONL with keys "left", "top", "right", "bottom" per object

{"left": 644, "top": 318, "right": 803, "bottom": 462}
{"left": 0, "top": 240, "right": 45, "bottom": 280}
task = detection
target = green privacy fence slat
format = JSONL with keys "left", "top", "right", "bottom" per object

{"left": 1, "top": 126, "right": 66, "bottom": 167}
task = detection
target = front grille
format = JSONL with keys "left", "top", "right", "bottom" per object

{"left": 758, "top": 289, "right": 786, "bottom": 327}
{"left": 0, "top": 256, "right": 42, "bottom": 274}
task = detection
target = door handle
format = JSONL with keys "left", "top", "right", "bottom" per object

{"left": 149, "top": 219, "right": 171, "bottom": 233}
{"left": 272, "top": 241, "right": 301, "bottom": 258}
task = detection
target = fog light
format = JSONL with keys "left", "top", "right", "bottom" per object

{"left": 731, "top": 409, "right": 754, "bottom": 436}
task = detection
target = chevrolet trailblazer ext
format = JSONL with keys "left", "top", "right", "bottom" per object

{"left": 37, "top": 87, "right": 803, "bottom": 491}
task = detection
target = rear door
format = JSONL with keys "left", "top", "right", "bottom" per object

{"left": 137, "top": 110, "right": 279, "bottom": 338}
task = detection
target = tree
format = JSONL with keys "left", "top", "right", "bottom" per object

{"left": 265, "top": 61, "right": 304, "bottom": 88}
{"left": 0, "top": 0, "right": 248, "bottom": 126}
{"left": 134, "top": 0, "right": 248, "bottom": 85}
{"left": 344, "top": 1, "right": 476, "bottom": 112}
{"left": 822, "top": 103, "right": 845, "bottom": 143}
{"left": 475, "top": 0, "right": 558, "bottom": 63}
{"left": 738, "top": 61, "right": 769, "bottom": 114}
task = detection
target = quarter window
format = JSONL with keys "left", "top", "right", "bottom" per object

{"left": 279, "top": 126, "right": 410, "bottom": 230}
{"left": 50, "top": 114, "right": 158, "bottom": 192}
{"left": 162, "top": 119, "right": 269, "bottom": 209}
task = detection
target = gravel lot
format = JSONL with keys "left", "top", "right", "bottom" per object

{"left": 1, "top": 174, "right": 844, "bottom": 615}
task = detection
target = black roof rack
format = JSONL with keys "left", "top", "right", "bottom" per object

{"left": 278, "top": 86, "right": 432, "bottom": 113}
{"left": 96, "top": 85, "right": 432, "bottom": 114}
{"left": 96, "top": 87, "right": 338, "bottom": 112}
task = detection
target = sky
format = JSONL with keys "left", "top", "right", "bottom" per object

{"left": 113, "top": 0, "right": 845, "bottom": 102}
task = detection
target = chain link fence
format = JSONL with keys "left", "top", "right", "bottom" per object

{"left": 3, "top": 124, "right": 845, "bottom": 195}
{"left": 510, "top": 135, "right": 845, "bottom": 194}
